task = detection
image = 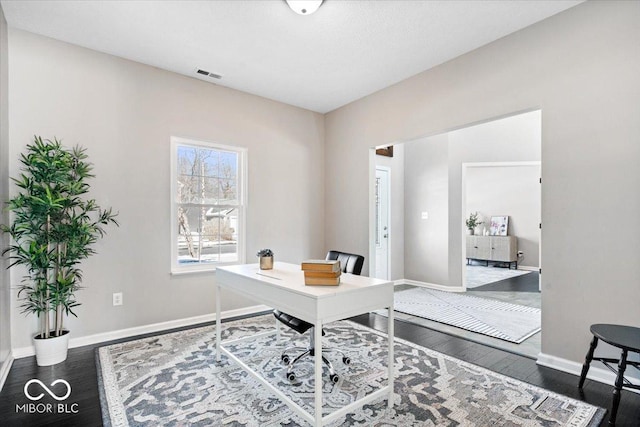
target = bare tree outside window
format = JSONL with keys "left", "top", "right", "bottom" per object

{"left": 173, "top": 139, "right": 244, "bottom": 271}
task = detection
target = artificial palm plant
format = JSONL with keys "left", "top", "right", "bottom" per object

{"left": 2, "top": 136, "right": 118, "bottom": 340}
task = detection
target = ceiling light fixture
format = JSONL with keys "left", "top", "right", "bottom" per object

{"left": 285, "top": 0, "right": 323, "bottom": 16}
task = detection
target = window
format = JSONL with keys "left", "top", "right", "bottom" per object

{"left": 171, "top": 137, "right": 246, "bottom": 273}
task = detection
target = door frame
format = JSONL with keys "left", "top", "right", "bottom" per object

{"left": 461, "top": 161, "right": 541, "bottom": 291}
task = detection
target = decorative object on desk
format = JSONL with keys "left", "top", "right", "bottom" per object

{"left": 465, "top": 211, "right": 482, "bottom": 235}
{"left": 490, "top": 215, "right": 509, "bottom": 236}
{"left": 300, "top": 259, "right": 340, "bottom": 272}
{"left": 256, "top": 248, "right": 274, "bottom": 270}
{"left": 303, "top": 273, "right": 340, "bottom": 286}
{"left": 1, "top": 136, "right": 119, "bottom": 366}
{"left": 97, "top": 315, "right": 604, "bottom": 427}
{"left": 300, "top": 259, "right": 341, "bottom": 285}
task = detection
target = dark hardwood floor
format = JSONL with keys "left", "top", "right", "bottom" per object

{"left": 1, "top": 311, "right": 638, "bottom": 426}
{"left": 469, "top": 262, "right": 540, "bottom": 293}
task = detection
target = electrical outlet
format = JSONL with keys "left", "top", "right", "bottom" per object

{"left": 517, "top": 251, "right": 524, "bottom": 257}
{"left": 421, "top": 211, "right": 429, "bottom": 220}
{"left": 112, "top": 292, "right": 123, "bottom": 306}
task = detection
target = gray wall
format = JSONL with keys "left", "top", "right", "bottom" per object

{"left": 0, "top": 4, "right": 10, "bottom": 369}
{"left": 8, "top": 30, "right": 326, "bottom": 349}
{"left": 403, "top": 134, "right": 449, "bottom": 285}
{"left": 325, "top": 1, "right": 640, "bottom": 365}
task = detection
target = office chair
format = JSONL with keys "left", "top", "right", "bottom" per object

{"left": 273, "top": 250, "right": 365, "bottom": 383}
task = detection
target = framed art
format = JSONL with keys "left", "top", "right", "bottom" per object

{"left": 490, "top": 216, "right": 509, "bottom": 236}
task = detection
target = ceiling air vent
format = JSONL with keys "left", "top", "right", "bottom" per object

{"left": 196, "top": 68, "right": 222, "bottom": 80}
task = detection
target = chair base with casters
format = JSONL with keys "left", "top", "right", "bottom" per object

{"left": 273, "top": 251, "right": 364, "bottom": 383}
{"left": 274, "top": 310, "right": 351, "bottom": 383}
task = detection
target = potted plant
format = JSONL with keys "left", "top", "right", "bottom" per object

{"left": 256, "top": 248, "right": 274, "bottom": 270}
{"left": 1, "top": 136, "right": 118, "bottom": 366}
{"left": 465, "top": 212, "right": 482, "bottom": 235}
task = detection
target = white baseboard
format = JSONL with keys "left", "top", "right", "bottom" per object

{"left": 401, "top": 279, "right": 465, "bottom": 293}
{"left": 518, "top": 265, "right": 539, "bottom": 272}
{"left": 0, "top": 352, "right": 15, "bottom": 392}
{"left": 12, "top": 304, "right": 271, "bottom": 359}
{"left": 537, "top": 352, "right": 640, "bottom": 394}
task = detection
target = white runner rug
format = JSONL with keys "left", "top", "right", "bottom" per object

{"left": 380, "top": 287, "right": 540, "bottom": 343}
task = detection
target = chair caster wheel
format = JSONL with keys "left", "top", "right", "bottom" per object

{"left": 329, "top": 373, "right": 339, "bottom": 384}
{"left": 287, "top": 372, "right": 296, "bottom": 381}
{"left": 281, "top": 354, "right": 290, "bottom": 364}
{"left": 342, "top": 356, "right": 351, "bottom": 365}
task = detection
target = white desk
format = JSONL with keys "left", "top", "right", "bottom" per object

{"left": 215, "top": 262, "right": 395, "bottom": 426}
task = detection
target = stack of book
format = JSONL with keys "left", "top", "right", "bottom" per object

{"left": 301, "top": 260, "right": 341, "bottom": 286}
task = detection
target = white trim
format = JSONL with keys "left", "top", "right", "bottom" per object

{"left": 537, "top": 352, "right": 640, "bottom": 394}
{"left": 0, "top": 352, "right": 15, "bottom": 392}
{"left": 12, "top": 304, "right": 271, "bottom": 359}
{"left": 402, "top": 279, "right": 465, "bottom": 293}
{"left": 518, "top": 265, "right": 539, "bottom": 272}
{"left": 368, "top": 149, "right": 376, "bottom": 276}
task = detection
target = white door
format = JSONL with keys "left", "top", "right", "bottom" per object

{"left": 375, "top": 167, "right": 390, "bottom": 279}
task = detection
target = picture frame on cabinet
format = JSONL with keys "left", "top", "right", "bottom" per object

{"left": 490, "top": 216, "right": 509, "bottom": 236}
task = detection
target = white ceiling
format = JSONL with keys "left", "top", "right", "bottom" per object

{"left": 1, "top": 0, "right": 582, "bottom": 113}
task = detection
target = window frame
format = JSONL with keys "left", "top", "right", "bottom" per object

{"left": 170, "top": 136, "right": 247, "bottom": 274}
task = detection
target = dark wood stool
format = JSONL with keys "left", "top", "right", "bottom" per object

{"left": 578, "top": 324, "right": 640, "bottom": 426}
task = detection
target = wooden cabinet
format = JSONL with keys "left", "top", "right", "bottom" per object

{"left": 466, "top": 235, "right": 518, "bottom": 269}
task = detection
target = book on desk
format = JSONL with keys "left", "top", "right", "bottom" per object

{"left": 301, "top": 260, "right": 341, "bottom": 285}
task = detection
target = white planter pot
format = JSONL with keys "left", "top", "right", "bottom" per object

{"left": 33, "top": 330, "right": 70, "bottom": 366}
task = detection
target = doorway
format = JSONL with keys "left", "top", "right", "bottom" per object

{"left": 461, "top": 161, "right": 541, "bottom": 291}
{"left": 368, "top": 109, "right": 542, "bottom": 358}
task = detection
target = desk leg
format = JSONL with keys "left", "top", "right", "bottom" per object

{"left": 314, "top": 323, "right": 323, "bottom": 427}
{"left": 387, "top": 305, "right": 394, "bottom": 410}
{"left": 216, "top": 284, "right": 221, "bottom": 362}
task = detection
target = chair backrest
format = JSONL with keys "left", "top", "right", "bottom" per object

{"left": 326, "top": 250, "right": 365, "bottom": 275}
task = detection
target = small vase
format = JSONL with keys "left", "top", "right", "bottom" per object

{"left": 467, "top": 228, "right": 474, "bottom": 236}
{"left": 259, "top": 256, "right": 273, "bottom": 270}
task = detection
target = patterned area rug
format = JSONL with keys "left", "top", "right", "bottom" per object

{"left": 377, "top": 287, "right": 541, "bottom": 343}
{"left": 466, "top": 265, "right": 531, "bottom": 288}
{"left": 97, "top": 315, "right": 603, "bottom": 426}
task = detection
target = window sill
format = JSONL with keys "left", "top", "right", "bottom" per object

{"left": 171, "top": 260, "right": 245, "bottom": 276}
{"left": 170, "top": 267, "right": 218, "bottom": 276}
